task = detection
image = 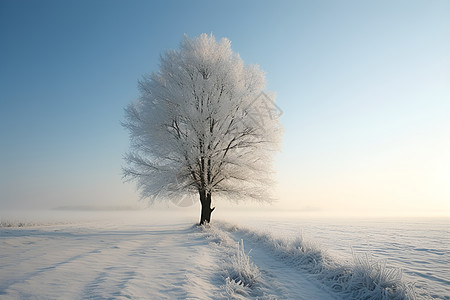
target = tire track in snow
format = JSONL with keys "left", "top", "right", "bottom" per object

{"left": 80, "top": 231, "right": 191, "bottom": 299}
{"left": 0, "top": 245, "right": 105, "bottom": 298}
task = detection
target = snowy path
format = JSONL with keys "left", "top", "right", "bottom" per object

{"left": 227, "top": 230, "right": 336, "bottom": 299}
{"left": 0, "top": 219, "right": 223, "bottom": 299}
{"left": 0, "top": 214, "right": 337, "bottom": 299}
{"left": 206, "top": 222, "right": 336, "bottom": 300}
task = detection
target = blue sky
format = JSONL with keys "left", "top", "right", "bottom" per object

{"left": 1, "top": 0, "right": 449, "bottom": 215}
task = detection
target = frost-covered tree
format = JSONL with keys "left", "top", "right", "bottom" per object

{"left": 123, "top": 34, "right": 282, "bottom": 224}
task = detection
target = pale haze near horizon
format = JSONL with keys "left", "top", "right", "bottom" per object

{"left": 0, "top": 0, "right": 449, "bottom": 217}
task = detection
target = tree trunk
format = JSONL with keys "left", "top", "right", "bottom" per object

{"left": 199, "top": 190, "right": 215, "bottom": 225}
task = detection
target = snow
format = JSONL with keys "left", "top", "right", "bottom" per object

{"left": 216, "top": 211, "right": 448, "bottom": 299}
{"left": 216, "top": 222, "right": 416, "bottom": 300}
{"left": 1, "top": 211, "right": 333, "bottom": 299}
{"left": 1, "top": 210, "right": 441, "bottom": 299}
{"left": 225, "top": 234, "right": 336, "bottom": 299}
{"left": 1, "top": 212, "right": 211, "bottom": 299}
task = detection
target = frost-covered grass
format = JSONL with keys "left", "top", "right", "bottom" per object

{"left": 198, "top": 224, "right": 278, "bottom": 299}
{"left": 222, "top": 240, "right": 262, "bottom": 299}
{"left": 0, "top": 218, "right": 50, "bottom": 228}
{"left": 0, "top": 220, "right": 30, "bottom": 228}
{"left": 0, "top": 217, "right": 82, "bottom": 228}
{"left": 227, "top": 239, "right": 261, "bottom": 287}
{"left": 347, "top": 252, "right": 415, "bottom": 300}
{"left": 218, "top": 221, "right": 422, "bottom": 300}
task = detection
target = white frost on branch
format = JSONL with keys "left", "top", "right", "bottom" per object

{"left": 123, "top": 33, "right": 283, "bottom": 204}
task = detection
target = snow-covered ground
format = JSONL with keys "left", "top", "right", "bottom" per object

{"left": 0, "top": 211, "right": 333, "bottom": 299}
{"left": 218, "top": 212, "right": 449, "bottom": 300}
{"left": 0, "top": 210, "right": 446, "bottom": 299}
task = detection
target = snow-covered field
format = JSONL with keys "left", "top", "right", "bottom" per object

{"left": 220, "top": 212, "right": 449, "bottom": 300}
{"left": 1, "top": 210, "right": 448, "bottom": 299}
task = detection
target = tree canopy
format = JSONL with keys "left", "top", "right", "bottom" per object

{"left": 123, "top": 34, "right": 283, "bottom": 223}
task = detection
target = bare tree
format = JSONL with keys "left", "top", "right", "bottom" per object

{"left": 123, "top": 34, "right": 282, "bottom": 224}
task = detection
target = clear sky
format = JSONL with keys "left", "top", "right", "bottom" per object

{"left": 1, "top": 0, "right": 449, "bottom": 216}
